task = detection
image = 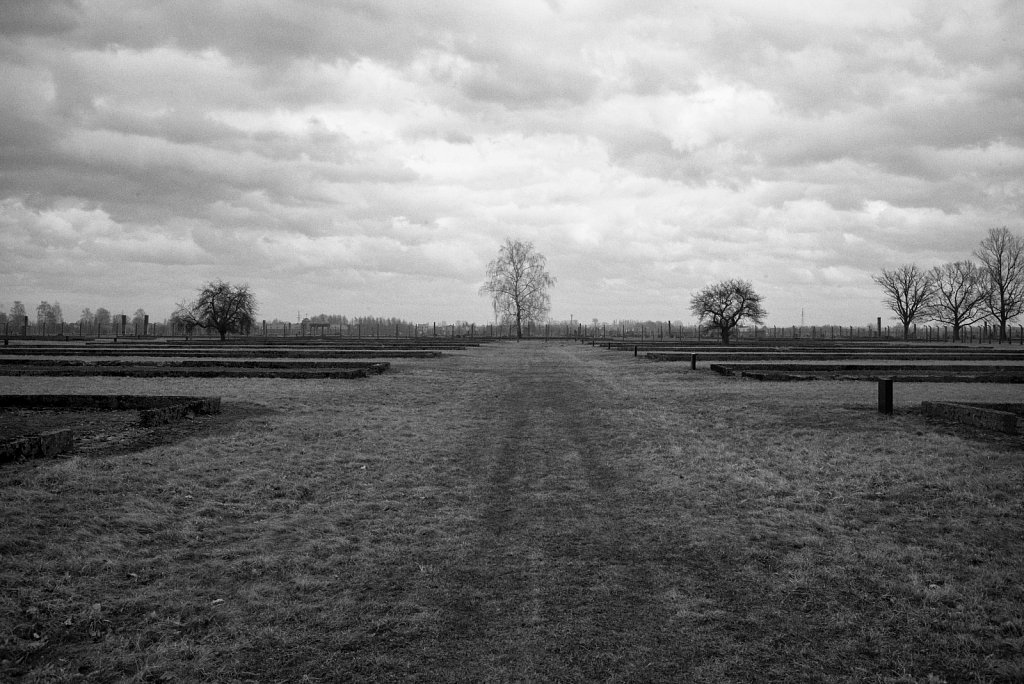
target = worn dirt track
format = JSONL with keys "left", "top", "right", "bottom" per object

{"left": 385, "top": 341, "right": 705, "bottom": 680}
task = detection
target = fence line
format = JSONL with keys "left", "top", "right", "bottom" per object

{"left": 4, "top": 316, "right": 1024, "bottom": 345}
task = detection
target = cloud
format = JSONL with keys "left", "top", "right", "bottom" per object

{"left": 1, "top": 1, "right": 1022, "bottom": 324}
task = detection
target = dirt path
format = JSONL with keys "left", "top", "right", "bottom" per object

{"left": 404, "top": 342, "right": 700, "bottom": 680}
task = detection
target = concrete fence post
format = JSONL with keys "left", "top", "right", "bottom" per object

{"left": 878, "top": 379, "right": 894, "bottom": 414}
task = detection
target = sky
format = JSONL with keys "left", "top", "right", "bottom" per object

{"left": 1, "top": 0, "right": 1022, "bottom": 326}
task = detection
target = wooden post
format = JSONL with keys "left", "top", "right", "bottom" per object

{"left": 690, "top": 353, "right": 697, "bottom": 370}
{"left": 878, "top": 379, "right": 893, "bottom": 414}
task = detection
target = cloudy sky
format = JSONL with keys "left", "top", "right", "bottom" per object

{"left": 1, "top": 1, "right": 1022, "bottom": 326}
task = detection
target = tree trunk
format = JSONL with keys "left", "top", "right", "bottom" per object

{"left": 952, "top": 324, "right": 961, "bottom": 342}
{"left": 902, "top": 323, "right": 910, "bottom": 340}
{"left": 721, "top": 327, "right": 730, "bottom": 345}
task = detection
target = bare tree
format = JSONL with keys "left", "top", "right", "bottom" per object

{"left": 35, "top": 301, "right": 61, "bottom": 328}
{"left": 95, "top": 307, "right": 111, "bottom": 333}
{"left": 132, "top": 308, "right": 147, "bottom": 334}
{"left": 480, "top": 238, "right": 556, "bottom": 339}
{"left": 925, "top": 261, "right": 990, "bottom": 341}
{"left": 35, "top": 301, "right": 51, "bottom": 326}
{"left": 974, "top": 226, "right": 1024, "bottom": 342}
{"left": 873, "top": 264, "right": 934, "bottom": 340}
{"left": 173, "top": 280, "right": 257, "bottom": 341}
{"left": 689, "top": 279, "right": 767, "bottom": 344}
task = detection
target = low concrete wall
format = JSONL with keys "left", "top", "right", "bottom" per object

{"left": 921, "top": 401, "right": 1020, "bottom": 435}
{"left": 0, "top": 365, "right": 391, "bottom": 378}
{"left": 740, "top": 371, "right": 817, "bottom": 381}
{"left": 0, "top": 395, "right": 220, "bottom": 412}
{"left": 0, "top": 429, "right": 74, "bottom": 464}
{"left": 138, "top": 397, "right": 221, "bottom": 426}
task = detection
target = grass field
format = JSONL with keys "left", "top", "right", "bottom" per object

{"left": 2, "top": 342, "right": 1022, "bottom": 682}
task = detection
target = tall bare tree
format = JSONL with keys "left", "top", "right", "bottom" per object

{"left": 689, "top": 279, "right": 767, "bottom": 344}
{"left": 480, "top": 238, "right": 556, "bottom": 339}
{"left": 35, "top": 301, "right": 61, "bottom": 327}
{"left": 94, "top": 307, "right": 111, "bottom": 333}
{"left": 873, "top": 264, "right": 934, "bottom": 340}
{"left": 925, "top": 261, "right": 989, "bottom": 342}
{"left": 974, "top": 226, "right": 1024, "bottom": 342}
{"left": 173, "top": 280, "right": 256, "bottom": 341}
{"left": 131, "top": 308, "right": 148, "bottom": 335}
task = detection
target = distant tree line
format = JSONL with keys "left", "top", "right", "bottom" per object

{"left": 171, "top": 281, "right": 444, "bottom": 340}
{"left": 874, "top": 227, "right": 1024, "bottom": 341}
{"left": 2, "top": 300, "right": 150, "bottom": 335}
{"left": 301, "top": 314, "right": 420, "bottom": 331}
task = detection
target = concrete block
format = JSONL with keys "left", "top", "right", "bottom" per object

{"left": 1, "top": 429, "right": 74, "bottom": 463}
{"left": 921, "top": 402, "right": 1019, "bottom": 435}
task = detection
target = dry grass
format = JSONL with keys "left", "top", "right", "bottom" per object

{"left": 1, "top": 343, "right": 1022, "bottom": 682}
